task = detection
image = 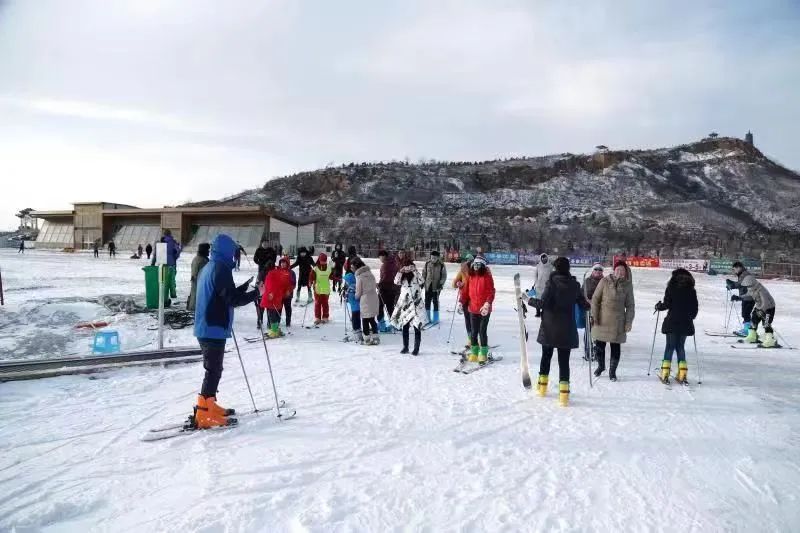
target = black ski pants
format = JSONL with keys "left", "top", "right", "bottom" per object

{"left": 362, "top": 317, "right": 378, "bottom": 336}
{"left": 283, "top": 297, "right": 292, "bottom": 327}
{"left": 424, "top": 290, "right": 440, "bottom": 312}
{"left": 351, "top": 310, "right": 362, "bottom": 331}
{"left": 752, "top": 307, "right": 776, "bottom": 333}
{"left": 402, "top": 324, "right": 421, "bottom": 352}
{"left": 742, "top": 299, "right": 755, "bottom": 323}
{"left": 539, "top": 346, "right": 571, "bottom": 382}
{"left": 199, "top": 340, "right": 226, "bottom": 398}
{"left": 377, "top": 286, "right": 398, "bottom": 322}
{"left": 593, "top": 341, "right": 621, "bottom": 370}
{"left": 469, "top": 312, "right": 490, "bottom": 347}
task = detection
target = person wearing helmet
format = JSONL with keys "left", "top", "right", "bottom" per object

{"left": 309, "top": 253, "right": 333, "bottom": 325}
{"left": 732, "top": 275, "right": 776, "bottom": 347}
{"left": 532, "top": 253, "right": 553, "bottom": 317}
{"left": 465, "top": 256, "right": 495, "bottom": 364}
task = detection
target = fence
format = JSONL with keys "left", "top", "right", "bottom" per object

{"left": 761, "top": 262, "right": 800, "bottom": 281}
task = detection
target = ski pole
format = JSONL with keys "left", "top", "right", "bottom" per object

{"left": 587, "top": 312, "right": 593, "bottom": 388}
{"left": 693, "top": 334, "right": 702, "bottom": 384}
{"left": 231, "top": 330, "right": 259, "bottom": 413}
{"left": 259, "top": 323, "right": 287, "bottom": 419}
{"left": 343, "top": 301, "right": 349, "bottom": 338}
{"left": 723, "top": 288, "right": 729, "bottom": 332}
{"left": 445, "top": 293, "right": 459, "bottom": 345}
{"left": 775, "top": 329, "right": 793, "bottom": 350}
{"left": 647, "top": 310, "right": 661, "bottom": 376}
{"left": 301, "top": 296, "right": 310, "bottom": 328}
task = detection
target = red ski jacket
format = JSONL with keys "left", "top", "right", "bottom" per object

{"left": 467, "top": 270, "right": 495, "bottom": 314}
{"left": 261, "top": 268, "right": 292, "bottom": 310}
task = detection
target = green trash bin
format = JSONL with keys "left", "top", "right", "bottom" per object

{"left": 143, "top": 265, "right": 160, "bottom": 309}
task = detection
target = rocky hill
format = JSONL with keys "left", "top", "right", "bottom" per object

{"left": 191, "top": 137, "right": 800, "bottom": 259}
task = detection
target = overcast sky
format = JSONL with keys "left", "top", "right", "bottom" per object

{"left": 1, "top": 0, "right": 798, "bottom": 230}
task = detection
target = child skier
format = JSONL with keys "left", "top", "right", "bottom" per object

{"left": 191, "top": 234, "right": 257, "bottom": 428}
{"left": 391, "top": 259, "right": 427, "bottom": 355}
{"left": 343, "top": 263, "right": 362, "bottom": 342}
{"left": 654, "top": 268, "right": 699, "bottom": 384}
{"left": 291, "top": 247, "right": 315, "bottom": 305}
{"left": 261, "top": 257, "right": 293, "bottom": 338}
{"left": 309, "top": 253, "right": 332, "bottom": 325}
{"left": 352, "top": 257, "right": 380, "bottom": 345}
{"left": 422, "top": 250, "right": 447, "bottom": 325}
{"left": 466, "top": 256, "right": 495, "bottom": 364}
{"left": 733, "top": 276, "right": 777, "bottom": 347}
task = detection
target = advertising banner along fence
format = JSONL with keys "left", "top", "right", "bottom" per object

{"left": 659, "top": 259, "right": 709, "bottom": 272}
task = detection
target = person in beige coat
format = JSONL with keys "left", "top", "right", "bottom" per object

{"left": 353, "top": 257, "right": 381, "bottom": 345}
{"left": 591, "top": 261, "right": 635, "bottom": 381}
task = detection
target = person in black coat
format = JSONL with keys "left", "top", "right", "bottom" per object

{"left": 331, "top": 243, "right": 347, "bottom": 293}
{"left": 253, "top": 240, "right": 276, "bottom": 282}
{"left": 528, "top": 257, "right": 589, "bottom": 406}
{"left": 654, "top": 268, "right": 698, "bottom": 384}
{"left": 290, "top": 246, "right": 316, "bottom": 303}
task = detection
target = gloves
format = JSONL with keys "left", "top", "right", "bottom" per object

{"left": 527, "top": 297, "right": 543, "bottom": 309}
{"left": 456, "top": 280, "right": 463, "bottom": 288}
{"left": 731, "top": 295, "right": 741, "bottom": 302}
{"left": 654, "top": 301, "right": 666, "bottom": 312}
{"left": 725, "top": 279, "right": 735, "bottom": 290}
{"left": 480, "top": 302, "right": 491, "bottom": 316}
{"left": 237, "top": 277, "right": 254, "bottom": 292}
{"left": 625, "top": 324, "right": 632, "bottom": 333}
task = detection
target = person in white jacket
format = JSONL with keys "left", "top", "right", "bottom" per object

{"left": 390, "top": 259, "right": 428, "bottom": 355}
{"left": 531, "top": 253, "right": 554, "bottom": 317}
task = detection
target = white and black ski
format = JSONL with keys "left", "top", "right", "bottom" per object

{"left": 450, "top": 344, "right": 500, "bottom": 356}
{"left": 459, "top": 355, "right": 504, "bottom": 374}
{"left": 514, "top": 274, "right": 532, "bottom": 389}
{"left": 705, "top": 330, "right": 741, "bottom": 338}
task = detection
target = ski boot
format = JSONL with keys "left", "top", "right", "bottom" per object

{"left": 313, "top": 318, "right": 322, "bottom": 326}
{"left": 676, "top": 361, "right": 688, "bottom": 384}
{"left": 537, "top": 374, "right": 548, "bottom": 397}
{"left": 468, "top": 344, "right": 479, "bottom": 363}
{"left": 267, "top": 323, "right": 283, "bottom": 338}
{"left": 478, "top": 345, "right": 489, "bottom": 365}
{"left": 307, "top": 295, "right": 313, "bottom": 305}
{"left": 193, "top": 396, "right": 237, "bottom": 429}
{"left": 559, "top": 381, "right": 570, "bottom": 407}
{"left": 426, "top": 309, "right": 432, "bottom": 325}
{"left": 744, "top": 327, "right": 759, "bottom": 344}
{"left": 660, "top": 360, "right": 671, "bottom": 384}
{"left": 761, "top": 331, "right": 777, "bottom": 348}
{"left": 209, "top": 396, "right": 235, "bottom": 416}
{"left": 431, "top": 310, "right": 440, "bottom": 325}
{"left": 734, "top": 321, "right": 751, "bottom": 337}
{"left": 378, "top": 319, "right": 389, "bottom": 333}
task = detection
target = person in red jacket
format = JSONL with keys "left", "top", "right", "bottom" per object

{"left": 466, "top": 256, "right": 495, "bottom": 364}
{"left": 261, "top": 257, "right": 293, "bottom": 338}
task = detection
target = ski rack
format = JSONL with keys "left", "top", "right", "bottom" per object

{"left": 0, "top": 346, "right": 204, "bottom": 382}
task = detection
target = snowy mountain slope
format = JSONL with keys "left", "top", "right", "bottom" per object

{"left": 192, "top": 137, "right": 800, "bottom": 258}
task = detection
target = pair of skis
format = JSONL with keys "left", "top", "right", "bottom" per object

{"left": 452, "top": 354, "right": 504, "bottom": 374}
{"left": 514, "top": 274, "right": 533, "bottom": 389}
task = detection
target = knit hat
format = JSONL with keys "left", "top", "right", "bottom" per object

{"left": 318, "top": 253, "right": 327, "bottom": 263}
{"left": 430, "top": 250, "right": 440, "bottom": 257}
{"left": 279, "top": 256, "right": 290, "bottom": 268}
{"left": 198, "top": 243, "right": 210, "bottom": 258}
{"left": 613, "top": 260, "right": 628, "bottom": 270}
{"left": 553, "top": 256, "right": 570, "bottom": 275}
{"left": 472, "top": 256, "right": 487, "bottom": 268}
{"left": 592, "top": 262, "right": 603, "bottom": 271}
{"left": 464, "top": 253, "right": 474, "bottom": 262}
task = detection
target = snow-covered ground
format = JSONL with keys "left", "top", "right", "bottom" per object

{"left": 1, "top": 249, "right": 799, "bottom": 531}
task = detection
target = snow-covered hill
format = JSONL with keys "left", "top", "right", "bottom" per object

{"left": 192, "top": 138, "right": 800, "bottom": 258}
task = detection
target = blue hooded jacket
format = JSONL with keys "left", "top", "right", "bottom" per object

{"left": 150, "top": 234, "right": 181, "bottom": 267}
{"left": 344, "top": 271, "right": 359, "bottom": 312}
{"left": 194, "top": 234, "right": 256, "bottom": 341}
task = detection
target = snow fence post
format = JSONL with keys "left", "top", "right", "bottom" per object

{"left": 156, "top": 242, "right": 167, "bottom": 350}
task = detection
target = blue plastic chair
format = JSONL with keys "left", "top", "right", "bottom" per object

{"left": 93, "top": 330, "right": 121, "bottom": 354}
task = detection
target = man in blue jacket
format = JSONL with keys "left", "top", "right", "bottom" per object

{"left": 191, "top": 234, "right": 257, "bottom": 429}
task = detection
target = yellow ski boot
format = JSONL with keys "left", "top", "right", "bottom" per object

{"left": 537, "top": 374, "right": 548, "bottom": 397}
{"left": 559, "top": 381, "right": 570, "bottom": 407}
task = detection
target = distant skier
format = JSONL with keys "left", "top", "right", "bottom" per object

{"left": 726, "top": 262, "right": 756, "bottom": 337}
{"left": 187, "top": 243, "right": 210, "bottom": 312}
{"left": 353, "top": 257, "right": 380, "bottom": 345}
{"left": 331, "top": 243, "right": 347, "bottom": 293}
{"left": 253, "top": 240, "right": 276, "bottom": 282}
{"left": 343, "top": 245, "right": 359, "bottom": 274}
{"left": 377, "top": 250, "right": 400, "bottom": 332}
{"left": 309, "top": 253, "right": 333, "bottom": 325}
{"left": 591, "top": 261, "right": 635, "bottom": 381}
{"left": 290, "top": 247, "right": 315, "bottom": 305}
{"left": 145, "top": 243, "right": 152, "bottom": 260}
{"left": 422, "top": 250, "right": 447, "bottom": 325}
{"left": 137, "top": 244, "right": 144, "bottom": 258}
{"left": 261, "top": 256, "right": 293, "bottom": 338}
{"left": 465, "top": 256, "right": 495, "bottom": 364}
{"left": 391, "top": 258, "right": 427, "bottom": 355}
{"left": 733, "top": 275, "right": 777, "bottom": 347}
{"left": 233, "top": 242, "right": 247, "bottom": 271}
{"left": 531, "top": 253, "right": 553, "bottom": 317}
{"left": 343, "top": 263, "right": 362, "bottom": 342}
{"left": 93, "top": 240, "right": 100, "bottom": 258}
{"left": 527, "top": 257, "right": 589, "bottom": 406}
{"left": 108, "top": 240, "right": 116, "bottom": 257}
{"left": 191, "top": 234, "right": 257, "bottom": 429}
{"left": 654, "top": 268, "right": 698, "bottom": 384}
{"left": 17, "top": 239, "right": 24, "bottom": 253}
{"left": 452, "top": 253, "right": 474, "bottom": 351}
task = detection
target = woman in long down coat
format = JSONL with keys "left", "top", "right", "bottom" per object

{"left": 529, "top": 257, "right": 590, "bottom": 406}
{"left": 655, "top": 268, "right": 698, "bottom": 384}
{"left": 353, "top": 257, "right": 380, "bottom": 345}
{"left": 591, "top": 261, "right": 635, "bottom": 382}
{"left": 390, "top": 259, "right": 428, "bottom": 355}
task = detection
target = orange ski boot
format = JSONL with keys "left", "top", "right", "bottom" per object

{"left": 193, "top": 395, "right": 237, "bottom": 429}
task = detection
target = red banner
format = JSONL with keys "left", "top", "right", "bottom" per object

{"left": 613, "top": 255, "right": 660, "bottom": 268}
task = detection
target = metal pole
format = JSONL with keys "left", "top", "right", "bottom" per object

{"left": 0, "top": 267, "right": 4, "bottom": 306}
{"left": 587, "top": 311, "right": 593, "bottom": 388}
{"left": 647, "top": 310, "right": 660, "bottom": 375}
{"left": 693, "top": 335, "right": 702, "bottom": 384}
{"left": 157, "top": 265, "right": 165, "bottom": 349}
{"left": 259, "top": 323, "right": 286, "bottom": 419}
{"left": 231, "top": 330, "right": 259, "bottom": 413}
{"left": 445, "top": 293, "right": 459, "bottom": 345}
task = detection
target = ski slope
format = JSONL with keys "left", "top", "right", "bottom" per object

{"left": 1, "top": 249, "right": 799, "bottom": 532}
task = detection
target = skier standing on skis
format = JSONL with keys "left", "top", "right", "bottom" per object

{"left": 654, "top": 268, "right": 698, "bottom": 384}
{"left": 527, "top": 257, "right": 589, "bottom": 406}
{"left": 309, "top": 253, "right": 332, "bottom": 325}
{"left": 422, "top": 250, "right": 447, "bottom": 325}
{"left": 331, "top": 243, "right": 347, "bottom": 293}
{"left": 353, "top": 257, "right": 380, "bottom": 345}
{"left": 390, "top": 258, "right": 427, "bottom": 355}
{"left": 726, "top": 262, "right": 757, "bottom": 337}
{"left": 18, "top": 239, "right": 24, "bottom": 253}
{"left": 591, "top": 261, "right": 635, "bottom": 381}
{"left": 283, "top": 258, "right": 296, "bottom": 328}
{"left": 452, "top": 254, "right": 474, "bottom": 352}
{"left": 377, "top": 250, "right": 400, "bottom": 332}
{"left": 291, "top": 247, "right": 315, "bottom": 304}
{"left": 343, "top": 263, "right": 362, "bottom": 342}
{"left": 188, "top": 243, "right": 210, "bottom": 312}
{"left": 465, "top": 256, "right": 495, "bottom": 364}
{"left": 734, "top": 275, "right": 777, "bottom": 347}
{"left": 233, "top": 242, "right": 247, "bottom": 271}
{"left": 531, "top": 253, "right": 553, "bottom": 317}
{"left": 254, "top": 240, "right": 276, "bottom": 282}
{"left": 192, "top": 234, "right": 257, "bottom": 428}
{"left": 261, "top": 256, "right": 293, "bottom": 338}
